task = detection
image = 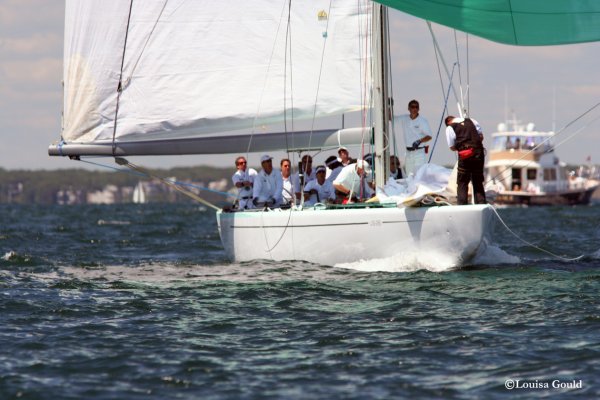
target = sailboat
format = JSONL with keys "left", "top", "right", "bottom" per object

{"left": 49, "top": 1, "right": 600, "bottom": 266}
{"left": 132, "top": 181, "right": 146, "bottom": 204}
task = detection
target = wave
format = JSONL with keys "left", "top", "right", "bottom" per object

{"left": 334, "top": 243, "right": 520, "bottom": 273}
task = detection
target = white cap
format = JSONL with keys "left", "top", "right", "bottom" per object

{"left": 260, "top": 154, "right": 273, "bottom": 163}
{"left": 316, "top": 165, "right": 326, "bottom": 174}
{"left": 338, "top": 146, "right": 348, "bottom": 154}
{"left": 356, "top": 159, "right": 371, "bottom": 174}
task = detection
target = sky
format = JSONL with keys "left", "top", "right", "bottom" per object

{"left": 1, "top": 1, "right": 600, "bottom": 171}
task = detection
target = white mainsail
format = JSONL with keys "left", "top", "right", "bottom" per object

{"left": 56, "top": 0, "right": 373, "bottom": 156}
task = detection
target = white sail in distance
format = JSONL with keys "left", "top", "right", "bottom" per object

{"left": 55, "top": 0, "right": 373, "bottom": 156}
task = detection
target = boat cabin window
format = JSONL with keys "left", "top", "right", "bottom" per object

{"left": 543, "top": 168, "right": 557, "bottom": 181}
{"left": 503, "top": 136, "right": 524, "bottom": 151}
{"left": 492, "top": 136, "right": 506, "bottom": 151}
{"left": 527, "top": 169, "right": 537, "bottom": 180}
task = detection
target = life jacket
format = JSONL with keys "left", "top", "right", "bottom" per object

{"left": 451, "top": 118, "right": 483, "bottom": 151}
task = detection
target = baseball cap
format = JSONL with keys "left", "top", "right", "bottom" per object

{"left": 356, "top": 159, "right": 371, "bottom": 174}
{"left": 260, "top": 154, "right": 273, "bottom": 163}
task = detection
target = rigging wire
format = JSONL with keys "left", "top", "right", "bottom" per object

{"left": 466, "top": 33, "right": 470, "bottom": 114}
{"left": 247, "top": 0, "right": 289, "bottom": 158}
{"left": 283, "top": 0, "right": 295, "bottom": 149}
{"left": 307, "top": 0, "right": 334, "bottom": 151}
{"left": 453, "top": 29, "right": 466, "bottom": 115}
{"left": 114, "top": 158, "right": 221, "bottom": 210}
{"left": 126, "top": 0, "right": 170, "bottom": 84}
{"left": 428, "top": 63, "right": 457, "bottom": 163}
{"left": 385, "top": 13, "right": 399, "bottom": 161}
{"left": 77, "top": 157, "right": 234, "bottom": 201}
{"left": 426, "top": 22, "right": 460, "bottom": 108}
{"left": 111, "top": 0, "right": 134, "bottom": 156}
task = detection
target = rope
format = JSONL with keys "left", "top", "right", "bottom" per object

{"left": 126, "top": 0, "right": 169, "bottom": 84}
{"left": 428, "top": 63, "right": 457, "bottom": 163}
{"left": 115, "top": 158, "right": 221, "bottom": 210}
{"left": 453, "top": 29, "right": 464, "bottom": 114}
{"left": 427, "top": 22, "right": 460, "bottom": 107}
{"left": 283, "top": 0, "right": 295, "bottom": 150}
{"left": 111, "top": 0, "right": 134, "bottom": 156}
{"left": 307, "top": 0, "right": 333, "bottom": 151}
{"left": 246, "top": 0, "right": 288, "bottom": 158}
{"left": 490, "top": 206, "right": 583, "bottom": 262}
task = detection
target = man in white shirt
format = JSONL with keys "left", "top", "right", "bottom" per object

{"left": 280, "top": 158, "right": 294, "bottom": 206}
{"left": 292, "top": 154, "right": 316, "bottom": 201}
{"left": 303, "top": 166, "right": 336, "bottom": 206}
{"left": 333, "top": 159, "right": 373, "bottom": 202}
{"left": 325, "top": 155, "right": 343, "bottom": 184}
{"left": 231, "top": 156, "right": 257, "bottom": 210}
{"left": 337, "top": 146, "right": 353, "bottom": 167}
{"left": 253, "top": 154, "right": 283, "bottom": 208}
{"left": 396, "top": 99, "right": 432, "bottom": 176}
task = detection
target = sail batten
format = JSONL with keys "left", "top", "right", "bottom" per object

{"left": 59, "top": 0, "right": 373, "bottom": 154}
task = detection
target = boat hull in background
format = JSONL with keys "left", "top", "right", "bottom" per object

{"left": 494, "top": 184, "right": 599, "bottom": 206}
{"left": 217, "top": 204, "right": 494, "bottom": 266}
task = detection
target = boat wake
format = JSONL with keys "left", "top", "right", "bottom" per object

{"left": 335, "top": 244, "right": 520, "bottom": 273}
{"left": 471, "top": 244, "right": 521, "bottom": 265}
{"left": 334, "top": 249, "right": 461, "bottom": 273}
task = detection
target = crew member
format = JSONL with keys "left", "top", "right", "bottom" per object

{"left": 253, "top": 154, "right": 283, "bottom": 208}
{"left": 292, "top": 154, "right": 316, "bottom": 201}
{"left": 390, "top": 155, "right": 403, "bottom": 179}
{"left": 280, "top": 158, "right": 294, "bottom": 206}
{"left": 337, "top": 146, "right": 353, "bottom": 167}
{"left": 445, "top": 115, "right": 487, "bottom": 205}
{"left": 231, "top": 156, "right": 257, "bottom": 210}
{"left": 396, "top": 99, "right": 432, "bottom": 176}
{"left": 332, "top": 159, "right": 373, "bottom": 202}
{"left": 303, "top": 165, "right": 336, "bottom": 206}
{"left": 325, "top": 155, "right": 343, "bottom": 183}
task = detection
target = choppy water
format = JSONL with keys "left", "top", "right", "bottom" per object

{"left": 1, "top": 203, "right": 599, "bottom": 399}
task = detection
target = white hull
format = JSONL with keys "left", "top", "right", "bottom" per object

{"left": 217, "top": 204, "right": 494, "bottom": 266}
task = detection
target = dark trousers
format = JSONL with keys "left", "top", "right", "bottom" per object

{"left": 457, "top": 150, "right": 486, "bottom": 205}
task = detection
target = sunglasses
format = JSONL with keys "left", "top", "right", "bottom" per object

{"left": 409, "top": 105, "right": 419, "bottom": 109}
{"left": 237, "top": 161, "right": 247, "bottom": 165}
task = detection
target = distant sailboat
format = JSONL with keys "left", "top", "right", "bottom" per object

{"left": 132, "top": 181, "right": 146, "bottom": 204}
{"left": 48, "top": 1, "right": 600, "bottom": 266}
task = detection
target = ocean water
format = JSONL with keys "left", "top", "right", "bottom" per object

{"left": 1, "top": 203, "right": 599, "bottom": 399}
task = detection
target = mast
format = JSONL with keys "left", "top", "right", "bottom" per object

{"left": 372, "top": 4, "right": 390, "bottom": 187}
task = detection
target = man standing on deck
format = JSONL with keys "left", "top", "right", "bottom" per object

{"left": 253, "top": 154, "right": 283, "bottom": 208}
{"left": 396, "top": 99, "right": 432, "bottom": 176}
{"left": 445, "top": 115, "right": 487, "bottom": 205}
{"left": 231, "top": 156, "right": 257, "bottom": 210}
